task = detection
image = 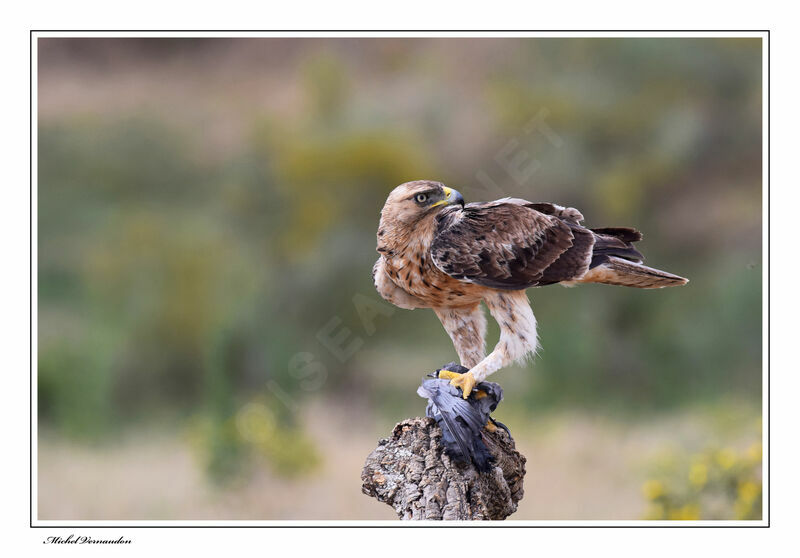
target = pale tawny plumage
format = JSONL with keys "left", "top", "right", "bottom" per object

{"left": 373, "top": 180, "right": 688, "bottom": 398}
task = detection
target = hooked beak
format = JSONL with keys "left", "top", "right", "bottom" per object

{"left": 434, "top": 186, "right": 465, "bottom": 208}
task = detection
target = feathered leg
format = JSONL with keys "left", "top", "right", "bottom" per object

{"left": 447, "top": 290, "right": 538, "bottom": 398}
{"left": 433, "top": 303, "right": 487, "bottom": 369}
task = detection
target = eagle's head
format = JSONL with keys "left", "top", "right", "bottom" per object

{"left": 379, "top": 180, "right": 465, "bottom": 229}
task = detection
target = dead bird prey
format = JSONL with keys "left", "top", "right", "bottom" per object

{"left": 374, "top": 180, "right": 688, "bottom": 399}
{"left": 417, "top": 363, "right": 507, "bottom": 472}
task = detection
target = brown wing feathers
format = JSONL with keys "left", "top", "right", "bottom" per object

{"left": 590, "top": 227, "right": 642, "bottom": 243}
{"left": 589, "top": 227, "right": 644, "bottom": 268}
{"left": 525, "top": 202, "right": 585, "bottom": 225}
{"left": 431, "top": 202, "right": 591, "bottom": 289}
{"left": 538, "top": 224, "right": 594, "bottom": 285}
{"left": 430, "top": 199, "right": 686, "bottom": 290}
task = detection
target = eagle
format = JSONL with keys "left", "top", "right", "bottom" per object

{"left": 373, "top": 180, "right": 688, "bottom": 399}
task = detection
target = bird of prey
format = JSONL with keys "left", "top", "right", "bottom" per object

{"left": 373, "top": 180, "right": 688, "bottom": 399}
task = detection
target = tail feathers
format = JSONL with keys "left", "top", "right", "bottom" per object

{"left": 580, "top": 256, "right": 688, "bottom": 289}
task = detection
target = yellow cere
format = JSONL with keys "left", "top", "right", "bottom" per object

{"left": 431, "top": 186, "right": 453, "bottom": 208}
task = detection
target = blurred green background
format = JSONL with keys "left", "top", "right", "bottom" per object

{"left": 37, "top": 37, "right": 762, "bottom": 520}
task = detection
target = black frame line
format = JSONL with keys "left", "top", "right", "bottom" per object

{"left": 29, "top": 29, "right": 770, "bottom": 529}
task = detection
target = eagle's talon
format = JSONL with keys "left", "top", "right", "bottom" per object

{"left": 448, "top": 371, "right": 477, "bottom": 399}
{"left": 436, "top": 369, "right": 462, "bottom": 382}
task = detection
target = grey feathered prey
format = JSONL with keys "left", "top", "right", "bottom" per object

{"left": 417, "top": 363, "right": 507, "bottom": 472}
{"left": 374, "top": 180, "right": 688, "bottom": 399}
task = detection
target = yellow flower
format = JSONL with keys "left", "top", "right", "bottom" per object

{"left": 235, "top": 402, "right": 277, "bottom": 446}
{"left": 642, "top": 479, "right": 665, "bottom": 500}
{"left": 716, "top": 448, "right": 737, "bottom": 470}
{"left": 734, "top": 499, "right": 753, "bottom": 520}
{"left": 738, "top": 480, "right": 760, "bottom": 504}
{"left": 668, "top": 504, "right": 700, "bottom": 520}
{"left": 689, "top": 462, "right": 708, "bottom": 488}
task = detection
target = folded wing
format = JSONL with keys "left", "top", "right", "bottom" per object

{"left": 430, "top": 199, "right": 596, "bottom": 289}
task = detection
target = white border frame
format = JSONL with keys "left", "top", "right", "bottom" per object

{"left": 30, "top": 30, "right": 769, "bottom": 528}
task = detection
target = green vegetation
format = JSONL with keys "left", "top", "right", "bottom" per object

{"left": 38, "top": 38, "right": 762, "bottom": 511}
{"left": 642, "top": 423, "right": 763, "bottom": 520}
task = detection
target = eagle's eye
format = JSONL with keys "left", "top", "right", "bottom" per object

{"left": 415, "top": 193, "right": 428, "bottom": 204}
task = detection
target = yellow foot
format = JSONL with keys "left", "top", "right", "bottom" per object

{"left": 439, "top": 370, "right": 478, "bottom": 399}
{"left": 484, "top": 420, "right": 497, "bottom": 433}
{"left": 436, "top": 369, "right": 461, "bottom": 381}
